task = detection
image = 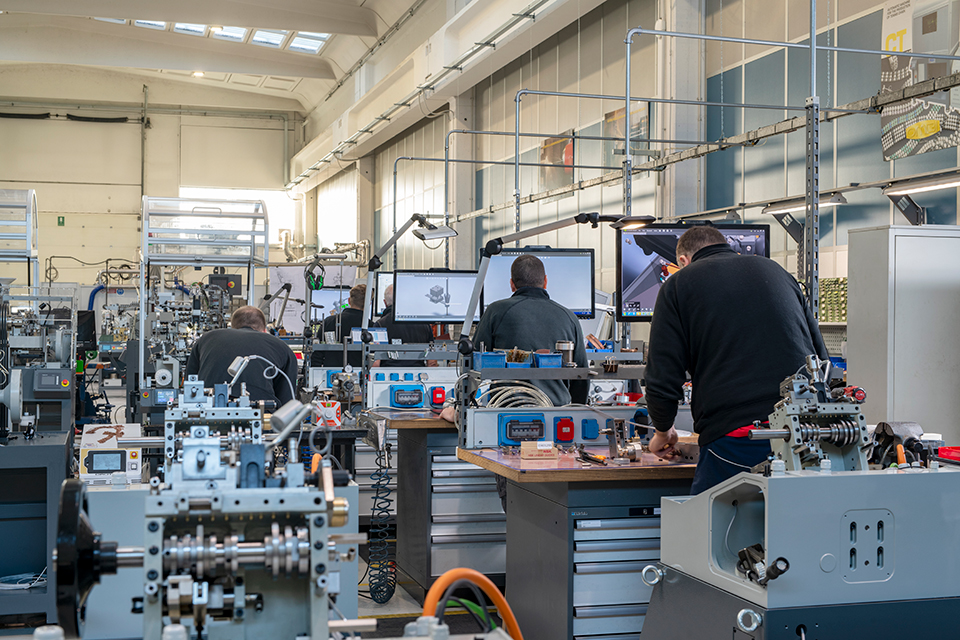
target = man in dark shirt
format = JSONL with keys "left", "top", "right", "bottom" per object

{"left": 473, "top": 254, "right": 588, "bottom": 406}
{"left": 311, "top": 284, "right": 366, "bottom": 368}
{"left": 374, "top": 284, "right": 436, "bottom": 367}
{"left": 645, "top": 226, "right": 828, "bottom": 493}
{"left": 186, "top": 306, "right": 299, "bottom": 406}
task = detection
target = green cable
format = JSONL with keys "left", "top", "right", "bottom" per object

{"left": 446, "top": 599, "right": 497, "bottom": 629}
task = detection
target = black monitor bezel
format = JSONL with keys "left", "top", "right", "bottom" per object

{"left": 480, "top": 247, "right": 596, "bottom": 319}
{"left": 392, "top": 269, "right": 480, "bottom": 324}
{"left": 616, "top": 223, "right": 771, "bottom": 322}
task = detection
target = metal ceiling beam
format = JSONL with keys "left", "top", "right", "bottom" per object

{"left": 0, "top": 15, "right": 336, "bottom": 79}
{"left": 0, "top": 0, "right": 379, "bottom": 37}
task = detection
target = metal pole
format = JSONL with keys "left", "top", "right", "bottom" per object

{"left": 514, "top": 93, "right": 523, "bottom": 236}
{"left": 804, "top": 0, "right": 820, "bottom": 318}
{"left": 625, "top": 29, "right": 640, "bottom": 219}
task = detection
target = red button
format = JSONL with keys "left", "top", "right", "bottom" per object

{"left": 556, "top": 418, "right": 575, "bottom": 442}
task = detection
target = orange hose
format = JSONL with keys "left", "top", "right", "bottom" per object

{"left": 423, "top": 568, "right": 523, "bottom": 640}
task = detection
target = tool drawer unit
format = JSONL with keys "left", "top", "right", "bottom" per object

{"left": 396, "top": 429, "right": 505, "bottom": 600}
{"left": 506, "top": 479, "right": 692, "bottom": 640}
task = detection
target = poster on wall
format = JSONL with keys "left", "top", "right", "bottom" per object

{"left": 603, "top": 101, "right": 650, "bottom": 168}
{"left": 267, "top": 265, "right": 308, "bottom": 334}
{"left": 539, "top": 130, "right": 574, "bottom": 203}
{"left": 880, "top": 0, "right": 960, "bottom": 160}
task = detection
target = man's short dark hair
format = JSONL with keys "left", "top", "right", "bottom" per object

{"left": 349, "top": 284, "right": 366, "bottom": 309}
{"left": 231, "top": 306, "right": 267, "bottom": 331}
{"left": 676, "top": 226, "right": 727, "bottom": 260}
{"left": 511, "top": 254, "right": 546, "bottom": 289}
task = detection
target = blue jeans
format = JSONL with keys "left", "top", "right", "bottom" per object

{"left": 690, "top": 437, "right": 772, "bottom": 495}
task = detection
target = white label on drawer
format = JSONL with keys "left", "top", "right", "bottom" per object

{"left": 536, "top": 441, "right": 553, "bottom": 450}
{"left": 578, "top": 520, "right": 602, "bottom": 528}
{"left": 654, "top": 508, "right": 661, "bottom": 515}
{"left": 434, "top": 471, "right": 450, "bottom": 477}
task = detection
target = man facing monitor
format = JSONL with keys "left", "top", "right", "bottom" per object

{"left": 473, "top": 254, "right": 588, "bottom": 406}
{"left": 644, "top": 226, "right": 828, "bottom": 493}
{"left": 311, "top": 284, "right": 366, "bottom": 369}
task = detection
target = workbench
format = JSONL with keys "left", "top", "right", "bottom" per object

{"left": 367, "top": 410, "right": 505, "bottom": 602}
{"left": 456, "top": 446, "right": 696, "bottom": 640}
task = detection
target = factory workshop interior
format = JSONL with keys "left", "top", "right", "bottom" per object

{"left": 2, "top": 0, "right": 960, "bottom": 638}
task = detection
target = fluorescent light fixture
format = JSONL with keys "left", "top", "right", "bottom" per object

{"left": 212, "top": 26, "right": 247, "bottom": 41}
{"left": 413, "top": 225, "right": 458, "bottom": 241}
{"left": 610, "top": 215, "right": 657, "bottom": 230}
{"left": 882, "top": 173, "right": 960, "bottom": 196}
{"left": 209, "top": 25, "right": 223, "bottom": 33}
{"left": 174, "top": 23, "right": 206, "bottom": 36}
{"left": 761, "top": 193, "right": 847, "bottom": 215}
{"left": 252, "top": 29, "right": 287, "bottom": 48}
{"left": 192, "top": 71, "right": 205, "bottom": 77}
{"left": 134, "top": 20, "right": 166, "bottom": 30}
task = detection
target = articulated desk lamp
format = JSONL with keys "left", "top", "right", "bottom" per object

{"left": 358, "top": 214, "right": 459, "bottom": 341}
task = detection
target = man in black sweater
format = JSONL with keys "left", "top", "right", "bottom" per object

{"left": 186, "top": 306, "right": 299, "bottom": 406}
{"left": 645, "top": 226, "right": 828, "bottom": 494}
{"left": 374, "top": 284, "right": 436, "bottom": 367}
{"left": 311, "top": 284, "right": 366, "bottom": 369}
{"left": 474, "top": 254, "right": 588, "bottom": 406}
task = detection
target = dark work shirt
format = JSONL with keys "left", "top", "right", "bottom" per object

{"left": 474, "top": 287, "right": 588, "bottom": 406}
{"left": 374, "top": 305, "right": 434, "bottom": 367}
{"left": 311, "top": 307, "right": 364, "bottom": 368}
{"left": 645, "top": 243, "right": 829, "bottom": 447}
{"left": 185, "top": 327, "right": 299, "bottom": 405}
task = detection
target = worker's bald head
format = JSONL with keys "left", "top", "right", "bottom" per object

{"left": 383, "top": 284, "right": 394, "bottom": 308}
{"left": 231, "top": 306, "right": 267, "bottom": 332}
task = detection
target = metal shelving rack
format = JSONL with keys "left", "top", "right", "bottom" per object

{"left": 0, "top": 189, "right": 40, "bottom": 296}
{"left": 137, "top": 196, "right": 268, "bottom": 390}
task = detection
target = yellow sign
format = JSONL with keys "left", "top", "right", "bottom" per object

{"left": 906, "top": 119, "right": 942, "bottom": 139}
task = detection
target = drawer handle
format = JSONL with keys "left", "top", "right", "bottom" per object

{"left": 574, "top": 540, "right": 660, "bottom": 552}
{"left": 573, "top": 604, "right": 648, "bottom": 619}
{"left": 574, "top": 561, "right": 648, "bottom": 575}
{"left": 432, "top": 484, "right": 497, "bottom": 494}
{"left": 432, "top": 470, "right": 490, "bottom": 478}
{"left": 431, "top": 534, "right": 507, "bottom": 545}
{"left": 432, "top": 514, "right": 506, "bottom": 524}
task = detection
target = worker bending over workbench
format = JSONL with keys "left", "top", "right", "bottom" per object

{"left": 644, "top": 226, "right": 828, "bottom": 493}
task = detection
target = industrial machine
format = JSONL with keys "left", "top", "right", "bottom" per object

{"left": 55, "top": 376, "right": 371, "bottom": 640}
{"left": 640, "top": 355, "right": 960, "bottom": 639}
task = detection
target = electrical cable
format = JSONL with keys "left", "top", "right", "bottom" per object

{"left": 423, "top": 568, "right": 523, "bottom": 640}
{"left": 244, "top": 354, "right": 297, "bottom": 402}
{"left": 0, "top": 568, "right": 46, "bottom": 590}
{"left": 724, "top": 502, "right": 739, "bottom": 556}
{"left": 367, "top": 441, "right": 396, "bottom": 603}
{"left": 435, "top": 579, "right": 493, "bottom": 632}
{"left": 709, "top": 448, "right": 754, "bottom": 470}
{"left": 442, "top": 597, "right": 491, "bottom": 633}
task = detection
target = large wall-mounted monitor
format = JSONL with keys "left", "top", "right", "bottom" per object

{"left": 481, "top": 247, "right": 595, "bottom": 318}
{"left": 617, "top": 224, "right": 770, "bottom": 321}
{"left": 393, "top": 270, "right": 481, "bottom": 324}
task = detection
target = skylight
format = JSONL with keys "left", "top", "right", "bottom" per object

{"left": 94, "top": 18, "right": 126, "bottom": 24}
{"left": 211, "top": 26, "right": 247, "bottom": 42}
{"left": 174, "top": 23, "right": 206, "bottom": 36}
{"left": 252, "top": 29, "right": 288, "bottom": 48}
{"left": 289, "top": 32, "right": 329, "bottom": 54}
{"left": 134, "top": 20, "right": 167, "bottom": 30}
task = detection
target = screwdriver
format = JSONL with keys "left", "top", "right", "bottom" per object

{"left": 579, "top": 450, "right": 608, "bottom": 465}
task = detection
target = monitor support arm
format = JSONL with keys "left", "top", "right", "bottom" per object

{"left": 360, "top": 214, "right": 437, "bottom": 335}
{"left": 456, "top": 212, "right": 617, "bottom": 355}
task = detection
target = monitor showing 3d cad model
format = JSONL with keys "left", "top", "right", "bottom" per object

{"left": 310, "top": 287, "right": 351, "bottom": 321}
{"left": 392, "top": 270, "right": 481, "bottom": 324}
{"left": 481, "top": 248, "right": 595, "bottom": 318}
{"left": 617, "top": 224, "right": 769, "bottom": 321}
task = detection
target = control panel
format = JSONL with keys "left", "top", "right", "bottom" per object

{"left": 367, "top": 367, "right": 459, "bottom": 410}
{"left": 33, "top": 368, "right": 71, "bottom": 397}
{"left": 464, "top": 406, "right": 642, "bottom": 449}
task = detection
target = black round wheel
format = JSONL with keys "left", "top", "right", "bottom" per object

{"left": 56, "top": 480, "right": 117, "bottom": 638}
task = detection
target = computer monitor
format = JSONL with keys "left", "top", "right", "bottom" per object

{"left": 481, "top": 248, "right": 595, "bottom": 318}
{"left": 373, "top": 271, "right": 393, "bottom": 318}
{"left": 393, "top": 270, "right": 481, "bottom": 324}
{"left": 617, "top": 224, "right": 770, "bottom": 321}
{"left": 310, "top": 287, "right": 351, "bottom": 321}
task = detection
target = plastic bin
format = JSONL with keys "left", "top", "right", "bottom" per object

{"left": 533, "top": 352, "right": 563, "bottom": 368}
{"left": 474, "top": 352, "right": 506, "bottom": 369}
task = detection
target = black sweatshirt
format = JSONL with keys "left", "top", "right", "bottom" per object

{"left": 185, "top": 327, "right": 299, "bottom": 405}
{"left": 474, "top": 287, "right": 588, "bottom": 406}
{"left": 311, "top": 307, "right": 364, "bottom": 368}
{"left": 645, "top": 244, "right": 828, "bottom": 446}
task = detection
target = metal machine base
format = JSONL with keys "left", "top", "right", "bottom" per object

{"left": 644, "top": 566, "right": 960, "bottom": 639}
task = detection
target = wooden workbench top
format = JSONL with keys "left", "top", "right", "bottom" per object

{"left": 457, "top": 447, "right": 696, "bottom": 483}
{"left": 368, "top": 409, "right": 457, "bottom": 430}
